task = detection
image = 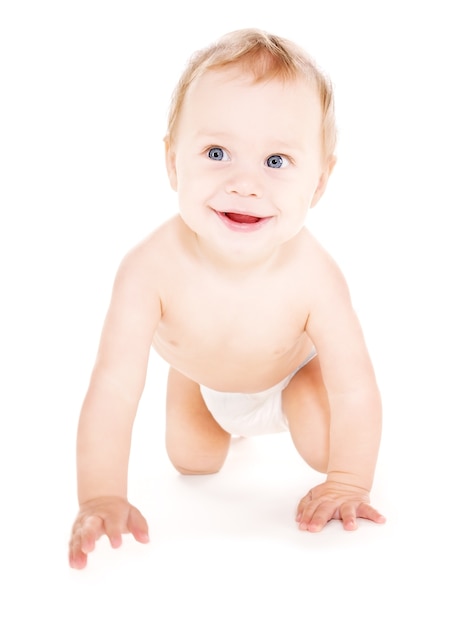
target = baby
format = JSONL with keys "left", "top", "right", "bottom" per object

{"left": 69, "top": 28, "right": 385, "bottom": 569}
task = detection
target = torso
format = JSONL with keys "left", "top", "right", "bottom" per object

{"left": 148, "top": 216, "right": 320, "bottom": 392}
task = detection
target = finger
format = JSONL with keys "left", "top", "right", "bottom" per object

{"left": 296, "top": 491, "right": 313, "bottom": 522}
{"left": 69, "top": 532, "right": 89, "bottom": 569}
{"left": 68, "top": 517, "right": 102, "bottom": 569}
{"left": 80, "top": 515, "right": 105, "bottom": 553}
{"left": 128, "top": 507, "right": 150, "bottom": 544}
{"left": 300, "top": 502, "right": 336, "bottom": 532}
{"left": 69, "top": 548, "right": 88, "bottom": 569}
{"left": 296, "top": 494, "right": 318, "bottom": 526}
{"left": 103, "top": 517, "right": 124, "bottom": 549}
{"left": 340, "top": 502, "right": 358, "bottom": 531}
{"left": 356, "top": 502, "right": 386, "bottom": 524}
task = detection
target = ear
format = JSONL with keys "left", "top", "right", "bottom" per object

{"left": 310, "top": 155, "right": 337, "bottom": 208}
{"left": 164, "top": 137, "right": 178, "bottom": 191}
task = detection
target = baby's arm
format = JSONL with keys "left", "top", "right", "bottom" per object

{"left": 69, "top": 246, "right": 161, "bottom": 568}
{"left": 297, "top": 257, "right": 385, "bottom": 531}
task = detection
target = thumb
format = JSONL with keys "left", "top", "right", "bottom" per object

{"left": 128, "top": 507, "right": 150, "bottom": 543}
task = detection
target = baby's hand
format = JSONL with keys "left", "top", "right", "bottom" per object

{"left": 68, "top": 496, "right": 149, "bottom": 569}
{"left": 296, "top": 481, "right": 385, "bottom": 532}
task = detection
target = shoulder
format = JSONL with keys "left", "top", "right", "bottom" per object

{"left": 106, "top": 219, "right": 173, "bottom": 298}
{"left": 297, "top": 228, "right": 350, "bottom": 291}
{"left": 118, "top": 216, "right": 182, "bottom": 272}
{"left": 291, "top": 229, "right": 354, "bottom": 340}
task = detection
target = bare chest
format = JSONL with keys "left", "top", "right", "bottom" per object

{"left": 153, "top": 271, "right": 311, "bottom": 388}
{"left": 161, "top": 275, "right": 307, "bottom": 346}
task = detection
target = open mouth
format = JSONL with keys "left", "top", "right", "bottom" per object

{"left": 214, "top": 210, "right": 271, "bottom": 232}
{"left": 224, "top": 212, "right": 261, "bottom": 224}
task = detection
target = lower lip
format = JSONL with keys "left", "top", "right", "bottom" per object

{"left": 214, "top": 211, "right": 272, "bottom": 233}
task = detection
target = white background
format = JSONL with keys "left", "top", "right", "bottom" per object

{"left": 1, "top": 0, "right": 474, "bottom": 623}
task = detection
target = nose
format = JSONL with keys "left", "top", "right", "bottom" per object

{"left": 224, "top": 165, "right": 263, "bottom": 198}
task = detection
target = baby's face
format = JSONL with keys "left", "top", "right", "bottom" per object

{"left": 166, "top": 67, "right": 330, "bottom": 260}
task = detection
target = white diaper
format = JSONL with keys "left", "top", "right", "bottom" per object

{"left": 200, "top": 351, "right": 316, "bottom": 437}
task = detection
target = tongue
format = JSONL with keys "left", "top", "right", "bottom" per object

{"left": 226, "top": 212, "right": 260, "bottom": 224}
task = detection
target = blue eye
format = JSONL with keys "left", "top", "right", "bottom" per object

{"left": 208, "top": 147, "right": 229, "bottom": 161}
{"left": 266, "top": 154, "right": 288, "bottom": 168}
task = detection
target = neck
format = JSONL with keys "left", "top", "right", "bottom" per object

{"left": 194, "top": 234, "right": 281, "bottom": 275}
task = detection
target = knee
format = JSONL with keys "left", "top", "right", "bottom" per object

{"left": 302, "top": 454, "right": 328, "bottom": 475}
{"left": 171, "top": 461, "right": 224, "bottom": 476}
{"left": 289, "top": 434, "right": 329, "bottom": 474}
{"left": 166, "top": 447, "right": 228, "bottom": 476}
{"left": 165, "top": 425, "right": 230, "bottom": 477}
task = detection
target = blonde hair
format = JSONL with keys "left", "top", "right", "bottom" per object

{"left": 165, "top": 29, "right": 336, "bottom": 162}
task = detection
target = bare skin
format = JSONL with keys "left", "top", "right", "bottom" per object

{"left": 69, "top": 69, "right": 385, "bottom": 569}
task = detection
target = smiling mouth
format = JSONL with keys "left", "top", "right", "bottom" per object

{"left": 214, "top": 210, "right": 271, "bottom": 232}
{"left": 224, "top": 212, "right": 261, "bottom": 224}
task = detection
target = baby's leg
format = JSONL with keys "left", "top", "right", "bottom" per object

{"left": 282, "top": 356, "right": 330, "bottom": 473}
{"left": 165, "top": 367, "right": 231, "bottom": 475}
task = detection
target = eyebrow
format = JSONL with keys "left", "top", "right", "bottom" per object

{"left": 192, "top": 130, "right": 302, "bottom": 152}
{"left": 192, "top": 130, "right": 232, "bottom": 141}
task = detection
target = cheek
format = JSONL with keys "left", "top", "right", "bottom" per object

{"left": 177, "top": 157, "right": 210, "bottom": 188}
{"left": 299, "top": 170, "right": 323, "bottom": 206}
{"left": 176, "top": 166, "right": 214, "bottom": 210}
{"left": 280, "top": 176, "right": 316, "bottom": 211}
